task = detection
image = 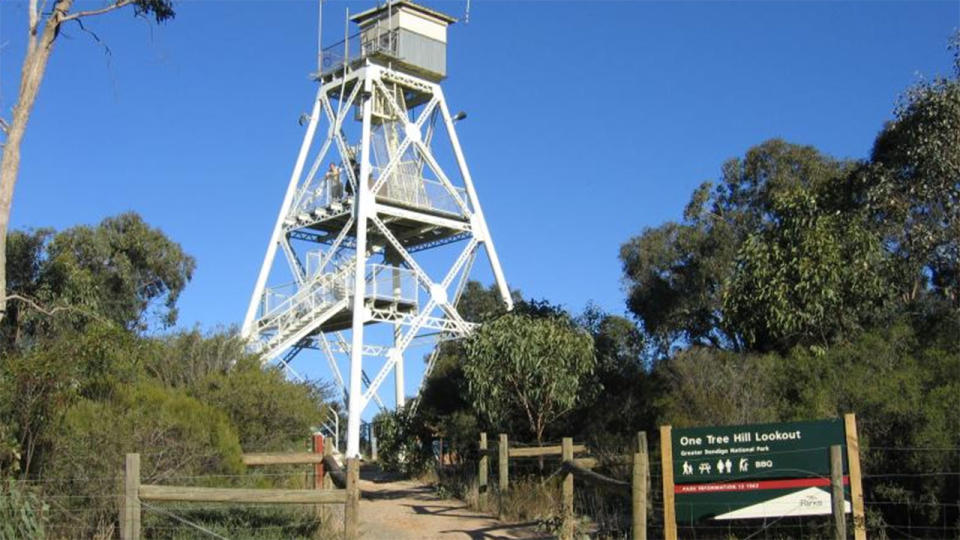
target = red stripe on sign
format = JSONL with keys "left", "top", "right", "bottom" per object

{"left": 675, "top": 476, "right": 849, "bottom": 494}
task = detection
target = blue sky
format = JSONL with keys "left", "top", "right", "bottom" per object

{"left": 1, "top": 0, "right": 958, "bottom": 403}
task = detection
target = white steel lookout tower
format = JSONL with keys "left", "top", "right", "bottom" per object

{"left": 241, "top": 1, "right": 513, "bottom": 458}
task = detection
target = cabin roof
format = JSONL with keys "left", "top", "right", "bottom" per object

{"left": 350, "top": 1, "right": 457, "bottom": 26}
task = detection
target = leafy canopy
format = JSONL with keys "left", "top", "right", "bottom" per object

{"left": 463, "top": 311, "right": 594, "bottom": 444}
{"left": 621, "top": 139, "right": 891, "bottom": 354}
{"left": 3, "top": 212, "right": 195, "bottom": 347}
{"left": 867, "top": 35, "right": 960, "bottom": 305}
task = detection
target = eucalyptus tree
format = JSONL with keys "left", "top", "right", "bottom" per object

{"left": 0, "top": 0, "right": 176, "bottom": 325}
{"left": 867, "top": 33, "right": 960, "bottom": 306}
{"left": 462, "top": 311, "right": 594, "bottom": 446}
{"left": 620, "top": 140, "right": 891, "bottom": 354}
{"left": 2, "top": 212, "right": 194, "bottom": 350}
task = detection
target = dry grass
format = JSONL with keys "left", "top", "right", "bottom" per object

{"left": 450, "top": 473, "right": 565, "bottom": 535}
{"left": 412, "top": 467, "right": 440, "bottom": 486}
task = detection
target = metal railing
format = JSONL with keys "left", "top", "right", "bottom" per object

{"left": 321, "top": 28, "right": 399, "bottom": 76}
{"left": 293, "top": 166, "right": 469, "bottom": 219}
{"left": 305, "top": 250, "right": 353, "bottom": 280}
{"left": 259, "top": 261, "right": 418, "bottom": 334}
{"left": 372, "top": 166, "right": 468, "bottom": 215}
{"left": 261, "top": 282, "right": 298, "bottom": 315}
{"left": 297, "top": 171, "right": 348, "bottom": 215}
{"left": 259, "top": 266, "right": 350, "bottom": 333}
{"left": 366, "top": 264, "right": 418, "bottom": 305}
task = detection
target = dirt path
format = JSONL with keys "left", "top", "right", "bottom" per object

{"left": 357, "top": 469, "right": 549, "bottom": 539}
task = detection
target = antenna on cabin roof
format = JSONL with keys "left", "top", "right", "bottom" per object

{"left": 316, "top": 0, "right": 323, "bottom": 72}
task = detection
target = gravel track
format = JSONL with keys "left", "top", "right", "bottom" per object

{"left": 357, "top": 468, "right": 549, "bottom": 539}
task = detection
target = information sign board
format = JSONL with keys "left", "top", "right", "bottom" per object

{"left": 668, "top": 418, "right": 851, "bottom": 522}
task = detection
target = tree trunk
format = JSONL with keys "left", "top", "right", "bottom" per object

{"left": 536, "top": 419, "right": 544, "bottom": 472}
{"left": 0, "top": 0, "right": 74, "bottom": 324}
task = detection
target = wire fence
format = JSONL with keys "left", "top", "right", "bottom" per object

{"left": 433, "top": 438, "right": 960, "bottom": 540}
{"left": 5, "top": 468, "right": 341, "bottom": 540}
{"left": 4, "top": 444, "right": 960, "bottom": 539}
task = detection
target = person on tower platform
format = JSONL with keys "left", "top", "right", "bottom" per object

{"left": 326, "top": 162, "right": 343, "bottom": 200}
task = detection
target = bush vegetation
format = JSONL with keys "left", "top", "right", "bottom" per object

{"left": 0, "top": 215, "right": 334, "bottom": 539}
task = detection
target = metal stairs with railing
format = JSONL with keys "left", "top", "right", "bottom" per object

{"left": 254, "top": 260, "right": 355, "bottom": 362}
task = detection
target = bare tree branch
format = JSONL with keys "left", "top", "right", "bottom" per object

{"left": 4, "top": 293, "right": 113, "bottom": 325}
{"left": 71, "top": 19, "right": 113, "bottom": 57}
{"left": 27, "top": 0, "right": 40, "bottom": 54}
{"left": 61, "top": 0, "right": 135, "bottom": 22}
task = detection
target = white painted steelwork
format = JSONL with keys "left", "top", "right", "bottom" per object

{"left": 242, "top": 1, "right": 511, "bottom": 458}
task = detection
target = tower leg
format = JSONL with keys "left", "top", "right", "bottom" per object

{"left": 242, "top": 91, "right": 323, "bottom": 337}
{"left": 347, "top": 72, "right": 374, "bottom": 459}
{"left": 436, "top": 89, "right": 513, "bottom": 311}
{"left": 394, "top": 323, "right": 405, "bottom": 408}
{"left": 393, "top": 265, "right": 405, "bottom": 409}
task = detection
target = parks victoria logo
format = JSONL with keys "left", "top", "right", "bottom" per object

{"left": 669, "top": 418, "right": 852, "bottom": 522}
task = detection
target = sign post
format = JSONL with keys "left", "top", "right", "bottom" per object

{"left": 844, "top": 413, "right": 867, "bottom": 540}
{"left": 830, "top": 445, "right": 847, "bottom": 539}
{"left": 660, "top": 425, "right": 677, "bottom": 540}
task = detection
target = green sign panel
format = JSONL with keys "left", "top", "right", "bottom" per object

{"left": 671, "top": 418, "right": 851, "bottom": 522}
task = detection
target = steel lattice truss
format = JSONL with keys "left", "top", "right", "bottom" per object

{"left": 241, "top": 61, "right": 511, "bottom": 457}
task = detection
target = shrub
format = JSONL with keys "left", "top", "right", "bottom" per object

{"left": 0, "top": 478, "right": 48, "bottom": 539}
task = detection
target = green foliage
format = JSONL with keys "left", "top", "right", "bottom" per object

{"left": 132, "top": 0, "right": 176, "bottom": 23}
{"left": 55, "top": 381, "right": 244, "bottom": 480}
{"left": 654, "top": 347, "right": 780, "bottom": 427}
{"left": 562, "top": 306, "right": 652, "bottom": 445}
{"left": 42, "top": 381, "right": 244, "bottom": 536}
{"left": 456, "top": 281, "right": 520, "bottom": 323}
{"left": 0, "top": 321, "right": 146, "bottom": 474}
{"left": 3, "top": 213, "right": 195, "bottom": 348}
{"left": 579, "top": 306, "right": 645, "bottom": 376}
{"left": 0, "top": 421, "right": 18, "bottom": 474}
{"left": 141, "top": 505, "right": 326, "bottom": 540}
{"left": 143, "top": 328, "right": 254, "bottom": 388}
{"left": 723, "top": 185, "right": 891, "bottom": 352}
{"left": 373, "top": 408, "right": 433, "bottom": 476}
{"left": 868, "top": 34, "right": 960, "bottom": 306}
{"left": 0, "top": 214, "right": 334, "bottom": 538}
{"left": 621, "top": 139, "right": 874, "bottom": 354}
{"left": 189, "top": 357, "right": 332, "bottom": 452}
{"left": 0, "top": 478, "right": 47, "bottom": 540}
{"left": 415, "top": 281, "right": 519, "bottom": 453}
{"left": 463, "top": 311, "right": 594, "bottom": 444}
{"left": 776, "top": 323, "right": 959, "bottom": 529}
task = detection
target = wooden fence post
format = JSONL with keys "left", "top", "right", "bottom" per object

{"left": 478, "top": 433, "right": 488, "bottom": 507}
{"left": 830, "top": 445, "right": 847, "bottom": 540}
{"left": 344, "top": 458, "right": 360, "bottom": 540}
{"left": 844, "top": 413, "right": 866, "bottom": 540}
{"left": 638, "top": 431, "right": 651, "bottom": 514}
{"left": 312, "top": 434, "right": 324, "bottom": 525}
{"left": 633, "top": 432, "right": 649, "bottom": 540}
{"left": 561, "top": 437, "right": 574, "bottom": 540}
{"left": 660, "top": 426, "right": 677, "bottom": 540}
{"left": 121, "top": 453, "right": 141, "bottom": 540}
{"left": 312, "top": 434, "right": 325, "bottom": 489}
{"left": 498, "top": 433, "right": 509, "bottom": 519}
{"left": 321, "top": 442, "right": 334, "bottom": 523}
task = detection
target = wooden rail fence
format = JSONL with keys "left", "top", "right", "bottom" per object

{"left": 479, "top": 432, "right": 650, "bottom": 540}
{"left": 120, "top": 449, "right": 359, "bottom": 540}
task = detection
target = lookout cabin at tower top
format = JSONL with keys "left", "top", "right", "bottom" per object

{"left": 320, "top": 1, "right": 457, "bottom": 82}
